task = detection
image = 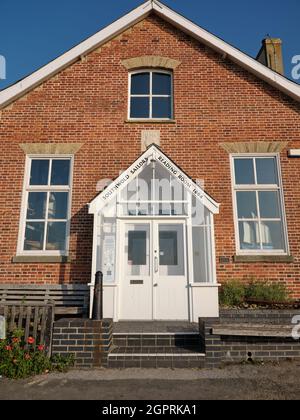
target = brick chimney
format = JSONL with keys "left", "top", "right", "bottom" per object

{"left": 256, "top": 38, "right": 284, "bottom": 75}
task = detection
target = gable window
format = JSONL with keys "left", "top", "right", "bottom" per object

{"left": 18, "top": 157, "right": 72, "bottom": 255}
{"left": 231, "top": 155, "right": 288, "bottom": 254}
{"left": 129, "top": 70, "right": 172, "bottom": 120}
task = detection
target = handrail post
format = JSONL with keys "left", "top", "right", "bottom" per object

{"left": 93, "top": 271, "right": 103, "bottom": 320}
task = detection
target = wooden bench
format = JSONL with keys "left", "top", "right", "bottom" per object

{"left": 0, "top": 284, "right": 89, "bottom": 316}
{"left": 211, "top": 323, "right": 294, "bottom": 338}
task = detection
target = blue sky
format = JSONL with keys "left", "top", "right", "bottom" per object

{"left": 0, "top": 0, "right": 299, "bottom": 89}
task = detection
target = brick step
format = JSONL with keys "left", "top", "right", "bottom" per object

{"left": 108, "top": 351, "right": 205, "bottom": 369}
{"left": 110, "top": 346, "right": 203, "bottom": 354}
{"left": 112, "top": 332, "right": 203, "bottom": 349}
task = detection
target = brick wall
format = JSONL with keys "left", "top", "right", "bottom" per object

{"left": 201, "top": 310, "right": 300, "bottom": 367}
{"left": 0, "top": 13, "right": 300, "bottom": 294}
{"left": 52, "top": 319, "right": 113, "bottom": 368}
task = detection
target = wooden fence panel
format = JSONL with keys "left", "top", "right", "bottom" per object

{"left": 0, "top": 303, "right": 54, "bottom": 356}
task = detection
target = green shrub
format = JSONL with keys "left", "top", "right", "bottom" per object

{"left": 51, "top": 354, "right": 75, "bottom": 373}
{"left": 0, "top": 329, "right": 74, "bottom": 379}
{"left": 219, "top": 281, "right": 246, "bottom": 306}
{"left": 219, "top": 280, "right": 290, "bottom": 307}
{"left": 245, "top": 281, "right": 289, "bottom": 302}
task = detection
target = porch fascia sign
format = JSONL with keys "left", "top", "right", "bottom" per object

{"left": 89, "top": 145, "right": 219, "bottom": 214}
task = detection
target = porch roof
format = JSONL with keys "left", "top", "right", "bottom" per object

{"left": 88, "top": 144, "right": 220, "bottom": 215}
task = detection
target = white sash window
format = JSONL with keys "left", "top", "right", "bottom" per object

{"left": 18, "top": 156, "right": 73, "bottom": 255}
{"left": 231, "top": 155, "right": 288, "bottom": 254}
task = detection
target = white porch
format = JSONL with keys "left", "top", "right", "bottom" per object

{"left": 89, "top": 145, "right": 220, "bottom": 322}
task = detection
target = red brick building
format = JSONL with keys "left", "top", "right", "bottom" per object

{"left": 0, "top": 1, "right": 299, "bottom": 321}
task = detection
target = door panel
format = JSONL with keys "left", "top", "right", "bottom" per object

{"left": 154, "top": 222, "right": 189, "bottom": 320}
{"left": 119, "top": 223, "right": 153, "bottom": 320}
{"left": 158, "top": 224, "right": 185, "bottom": 276}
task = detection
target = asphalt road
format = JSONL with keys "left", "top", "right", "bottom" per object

{"left": 1, "top": 361, "right": 300, "bottom": 400}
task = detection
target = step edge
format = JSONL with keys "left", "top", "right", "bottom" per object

{"left": 112, "top": 332, "right": 199, "bottom": 336}
{"left": 108, "top": 353, "right": 206, "bottom": 357}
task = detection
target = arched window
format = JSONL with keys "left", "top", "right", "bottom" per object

{"left": 129, "top": 70, "right": 173, "bottom": 120}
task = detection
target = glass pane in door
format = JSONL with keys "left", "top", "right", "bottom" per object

{"left": 158, "top": 224, "right": 184, "bottom": 276}
{"left": 125, "top": 224, "right": 150, "bottom": 276}
{"left": 159, "top": 231, "right": 178, "bottom": 265}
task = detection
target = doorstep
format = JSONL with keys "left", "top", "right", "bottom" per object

{"left": 108, "top": 321, "right": 205, "bottom": 368}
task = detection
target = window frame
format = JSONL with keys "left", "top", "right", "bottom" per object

{"left": 128, "top": 69, "right": 173, "bottom": 121}
{"left": 230, "top": 153, "right": 289, "bottom": 256}
{"left": 17, "top": 154, "right": 74, "bottom": 257}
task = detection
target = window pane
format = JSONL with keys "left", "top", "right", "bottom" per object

{"left": 159, "top": 231, "right": 178, "bottom": 265}
{"left": 24, "top": 222, "right": 45, "bottom": 251}
{"left": 128, "top": 231, "right": 147, "bottom": 265}
{"left": 259, "top": 191, "right": 280, "bottom": 218}
{"left": 239, "top": 221, "right": 260, "bottom": 249}
{"left": 26, "top": 192, "right": 47, "bottom": 219}
{"left": 234, "top": 159, "right": 255, "bottom": 185}
{"left": 46, "top": 222, "right": 67, "bottom": 251}
{"left": 130, "top": 97, "right": 149, "bottom": 118}
{"left": 152, "top": 73, "right": 171, "bottom": 95}
{"left": 261, "top": 221, "right": 284, "bottom": 250}
{"left": 236, "top": 191, "right": 257, "bottom": 218}
{"left": 152, "top": 97, "right": 172, "bottom": 119}
{"left": 50, "top": 160, "right": 70, "bottom": 185}
{"left": 48, "top": 192, "right": 68, "bottom": 219}
{"left": 30, "top": 160, "right": 49, "bottom": 185}
{"left": 131, "top": 73, "right": 150, "bottom": 95}
{"left": 256, "top": 158, "right": 278, "bottom": 185}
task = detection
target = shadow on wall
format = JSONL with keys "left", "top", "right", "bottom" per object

{"left": 59, "top": 204, "right": 93, "bottom": 285}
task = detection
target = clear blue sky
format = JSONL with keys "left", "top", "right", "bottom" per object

{"left": 0, "top": 0, "right": 299, "bottom": 90}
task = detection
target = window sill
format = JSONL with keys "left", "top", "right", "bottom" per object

{"left": 12, "top": 255, "right": 71, "bottom": 264}
{"left": 125, "top": 119, "right": 176, "bottom": 124}
{"left": 190, "top": 283, "right": 221, "bottom": 287}
{"left": 233, "top": 255, "right": 294, "bottom": 263}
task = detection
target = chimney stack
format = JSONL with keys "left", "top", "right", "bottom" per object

{"left": 256, "top": 38, "right": 284, "bottom": 75}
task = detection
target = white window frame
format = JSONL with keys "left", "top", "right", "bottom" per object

{"left": 230, "top": 153, "right": 289, "bottom": 256}
{"left": 128, "top": 69, "right": 173, "bottom": 120}
{"left": 17, "top": 154, "right": 74, "bottom": 256}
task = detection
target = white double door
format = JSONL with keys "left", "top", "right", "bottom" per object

{"left": 119, "top": 220, "right": 189, "bottom": 320}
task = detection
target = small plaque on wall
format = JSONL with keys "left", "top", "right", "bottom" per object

{"left": 219, "top": 256, "right": 231, "bottom": 264}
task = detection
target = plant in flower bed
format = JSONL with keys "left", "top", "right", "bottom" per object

{"left": 245, "top": 281, "right": 288, "bottom": 303}
{"left": 219, "top": 280, "right": 293, "bottom": 308}
{"left": 0, "top": 329, "right": 74, "bottom": 379}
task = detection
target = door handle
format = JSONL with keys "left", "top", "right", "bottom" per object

{"left": 154, "top": 256, "right": 159, "bottom": 273}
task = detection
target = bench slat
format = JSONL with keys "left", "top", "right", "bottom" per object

{"left": 0, "top": 284, "right": 89, "bottom": 290}
{"left": 0, "top": 290, "right": 88, "bottom": 296}
{"left": 212, "top": 323, "right": 293, "bottom": 338}
{"left": 0, "top": 293, "right": 85, "bottom": 301}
